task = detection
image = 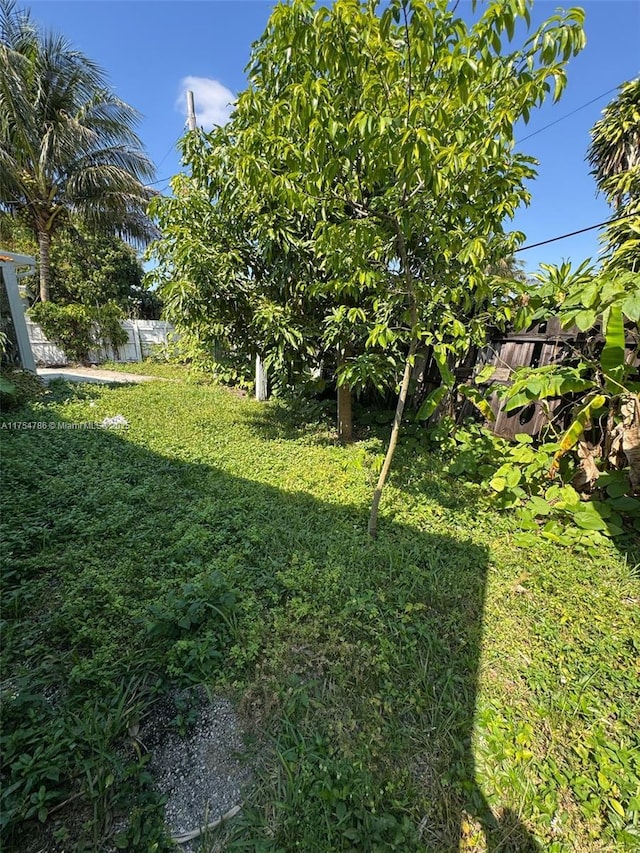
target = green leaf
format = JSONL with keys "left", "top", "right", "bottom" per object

{"left": 609, "top": 798, "right": 626, "bottom": 818}
{"left": 501, "top": 466, "right": 519, "bottom": 488}
{"left": 490, "top": 476, "right": 506, "bottom": 492}
{"left": 574, "top": 309, "right": 596, "bottom": 331}
{"left": 608, "top": 496, "right": 640, "bottom": 514}
{"left": 550, "top": 395, "right": 606, "bottom": 473}
{"left": 503, "top": 392, "right": 531, "bottom": 412}
{"left": 601, "top": 305, "right": 625, "bottom": 393}
{"left": 621, "top": 290, "right": 640, "bottom": 322}
{"left": 602, "top": 475, "right": 631, "bottom": 498}
{"left": 579, "top": 281, "right": 600, "bottom": 309}
{"left": 416, "top": 386, "right": 447, "bottom": 421}
{"left": 459, "top": 385, "right": 495, "bottom": 421}
{"left": 573, "top": 511, "right": 608, "bottom": 531}
{"left": 475, "top": 364, "right": 496, "bottom": 384}
{"left": 514, "top": 433, "right": 533, "bottom": 444}
{"left": 528, "top": 496, "right": 552, "bottom": 516}
{"left": 513, "top": 532, "right": 538, "bottom": 547}
{"left": 434, "top": 350, "right": 455, "bottom": 388}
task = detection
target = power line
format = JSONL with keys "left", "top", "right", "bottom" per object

{"left": 146, "top": 120, "right": 189, "bottom": 187}
{"left": 515, "top": 86, "right": 618, "bottom": 145}
{"left": 514, "top": 212, "right": 637, "bottom": 252}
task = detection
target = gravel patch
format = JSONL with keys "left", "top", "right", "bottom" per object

{"left": 143, "top": 690, "right": 252, "bottom": 850}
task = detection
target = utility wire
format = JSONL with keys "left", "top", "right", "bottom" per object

{"left": 515, "top": 85, "right": 618, "bottom": 145}
{"left": 145, "top": 120, "right": 189, "bottom": 188}
{"left": 514, "top": 212, "right": 637, "bottom": 252}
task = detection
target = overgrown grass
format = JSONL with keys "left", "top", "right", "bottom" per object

{"left": 1, "top": 371, "right": 638, "bottom": 852}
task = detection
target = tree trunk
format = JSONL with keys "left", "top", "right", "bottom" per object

{"left": 38, "top": 229, "right": 51, "bottom": 302}
{"left": 366, "top": 212, "right": 418, "bottom": 539}
{"left": 337, "top": 346, "right": 353, "bottom": 444}
{"left": 368, "top": 338, "right": 417, "bottom": 538}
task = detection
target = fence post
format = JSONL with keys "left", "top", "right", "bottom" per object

{"left": 255, "top": 355, "right": 268, "bottom": 401}
{"left": 132, "top": 320, "right": 143, "bottom": 362}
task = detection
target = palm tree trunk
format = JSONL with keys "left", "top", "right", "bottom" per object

{"left": 38, "top": 229, "right": 51, "bottom": 302}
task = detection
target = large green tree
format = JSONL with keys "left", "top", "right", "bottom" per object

{"left": 48, "top": 230, "right": 161, "bottom": 318}
{"left": 152, "top": 0, "right": 585, "bottom": 535}
{"left": 0, "top": 0, "right": 156, "bottom": 302}
{"left": 587, "top": 77, "right": 640, "bottom": 272}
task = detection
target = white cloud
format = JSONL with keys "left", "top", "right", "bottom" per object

{"left": 177, "top": 76, "right": 235, "bottom": 130}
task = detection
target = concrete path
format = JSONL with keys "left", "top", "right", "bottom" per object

{"left": 37, "top": 366, "right": 158, "bottom": 385}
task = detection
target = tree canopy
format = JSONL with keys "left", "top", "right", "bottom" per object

{"left": 151, "top": 0, "right": 586, "bottom": 535}
{"left": 0, "top": 0, "right": 156, "bottom": 301}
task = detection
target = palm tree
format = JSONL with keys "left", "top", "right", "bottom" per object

{"left": 0, "top": 0, "right": 156, "bottom": 301}
{"left": 588, "top": 77, "right": 640, "bottom": 206}
{"left": 587, "top": 78, "right": 640, "bottom": 272}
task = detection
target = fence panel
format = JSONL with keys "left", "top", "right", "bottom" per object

{"left": 474, "top": 320, "right": 638, "bottom": 439}
{"left": 26, "top": 319, "right": 69, "bottom": 366}
{"left": 134, "top": 321, "right": 173, "bottom": 357}
{"left": 26, "top": 319, "right": 175, "bottom": 366}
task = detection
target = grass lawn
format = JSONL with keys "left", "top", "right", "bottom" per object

{"left": 1, "top": 367, "right": 638, "bottom": 852}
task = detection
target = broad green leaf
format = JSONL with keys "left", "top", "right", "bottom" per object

{"left": 601, "top": 304, "right": 625, "bottom": 393}
{"left": 549, "top": 395, "right": 606, "bottom": 474}
{"left": 579, "top": 281, "right": 600, "bottom": 309}
{"left": 504, "top": 392, "right": 532, "bottom": 412}
{"left": 621, "top": 290, "right": 640, "bottom": 322}
{"left": 490, "top": 476, "right": 506, "bottom": 492}
{"left": 513, "top": 532, "right": 538, "bottom": 547}
{"left": 605, "top": 478, "right": 631, "bottom": 498}
{"left": 609, "top": 495, "right": 640, "bottom": 514}
{"left": 459, "top": 385, "right": 496, "bottom": 421}
{"left": 505, "top": 467, "right": 522, "bottom": 488}
{"left": 475, "top": 364, "right": 496, "bottom": 384}
{"left": 574, "top": 309, "right": 596, "bottom": 331}
{"left": 434, "top": 350, "right": 455, "bottom": 388}
{"left": 528, "top": 496, "right": 552, "bottom": 516}
{"left": 572, "top": 512, "right": 608, "bottom": 531}
{"left": 415, "top": 386, "right": 447, "bottom": 421}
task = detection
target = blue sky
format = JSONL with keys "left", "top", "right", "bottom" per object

{"left": 28, "top": 0, "right": 640, "bottom": 273}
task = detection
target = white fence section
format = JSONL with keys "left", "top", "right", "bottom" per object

{"left": 26, "top": 319, "right": 174, "bottom": 366}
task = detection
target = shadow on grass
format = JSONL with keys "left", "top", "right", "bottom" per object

{"left": 1, "top": 400, "right": 539, "bottom": 852}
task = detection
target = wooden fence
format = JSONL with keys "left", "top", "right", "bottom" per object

{"left": 414, "top": 318, "right": 640, "bottom": 439}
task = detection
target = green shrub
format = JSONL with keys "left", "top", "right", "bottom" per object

{"left": 29, "top": 301, "right": 128, "bottom": 364}
{"left": 0, "top": 369, "right": 43, "bottom": 411}
{"left": 155, "top": 329, "right": 254, "bottom": 391}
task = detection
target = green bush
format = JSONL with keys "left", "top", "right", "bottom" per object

{"left": 0, "top": 369, "right": 43, "bottom": 411}
{"left": 29, "top": 301, "right": 128, "bottom": 364}
{"left": 156, "top": 329, "right": 254, "bottom": 391}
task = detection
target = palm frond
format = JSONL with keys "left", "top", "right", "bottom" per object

{"left": 0, "top": 0, "right": 156, "bottom": 252}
